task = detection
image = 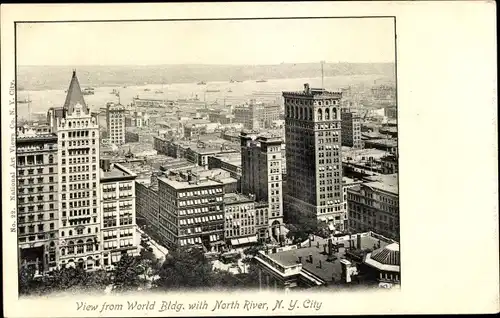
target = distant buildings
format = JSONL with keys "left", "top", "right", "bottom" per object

{"left": 364, "top": 139, "right": 398, "bottom": 155}
{"left": 240, "top": 132, "right": 284, "bottom": 242}
{"left": 125, "top": 110, "right": 150, "bottom": 128}
{"left": 380, "top": 155, "right": 398, "bottom": 175}
{"left": 209, "top": 109, "right": 234, "bottom": 125}
{"left": 106, "top": 102, "right": 126, "bottom": 145}
{"left": 347, "top": 174, "right": 399, "bottom": 241}
{"left": 384, "top": 106, "right": 397, "bottom": 120}
{"left": 153, "top": 136, "right": 238, "bottom": 169}
{"left": 233, "top": 100, "right": 281, "bottom": 130}
{"left": 283, "top": 84, "right": 346, "bottom": 230}
{"left": 124, "top": 128, "right": 140, "bottom": 143}
{"left": 341, "top": 109, "right": 364, "bottom": 149}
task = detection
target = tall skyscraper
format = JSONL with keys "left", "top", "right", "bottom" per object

{"left": 16, "top": 128, "right": 59, "bottom": 274}
{"left": 283, "top": 84, "right": 347, "bottom": 231}
{"left": 106, "top": 102, "right": 126, "bottom": 145}
{"left": 47, "top": 71, "right": 102, "bottom": 270}
{"left": 240, "top": 132, "right": 284, "bottom": 242}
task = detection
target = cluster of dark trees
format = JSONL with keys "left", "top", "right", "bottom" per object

{"left": 285, "top": 215, "right": 332, "bottom": 244}
{"left": 19, "top": 247, "right": 260, "bottom": 296}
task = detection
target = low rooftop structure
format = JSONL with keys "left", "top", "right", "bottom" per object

{"left": 255, "top": 231, "right": 396, "bottom": 290}
{"left": 363, "top": 174, "right": 399, "bottom": 195}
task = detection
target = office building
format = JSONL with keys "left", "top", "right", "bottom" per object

{"left": 347, "top": 174, "right": 399, "bottom": 241}
{"left": 106, "top": 102, "right": 126, "bottom": 145}
{"left": 16, "top": 129, "right": 59, "bottom": 274}
{"left": 341, "top": 109, "right": 364, "bottom": 149}
{"left": 240, "top": 132, "right": 284, "bottom": 242}
{"left": 100, "top": 160, "right": 138, "bottom": 267}
{"left": 47, "top": 70, "right": 102, "bottom": 270}
{"left": 157, "top": 171, "right": 225, "bottom": 252}
{"left": 223, "top": 193, "right": 259, "bottom": 247}
{"left": 283, "top": 84, "right": 346, "bottom": 230}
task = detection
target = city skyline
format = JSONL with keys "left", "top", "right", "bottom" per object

{"left": 16, "top": 18, "right": 395, "bottom": 66}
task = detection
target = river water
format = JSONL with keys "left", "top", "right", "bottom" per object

{"left": 16, "top": 75, "right": 392, "bottom": 120}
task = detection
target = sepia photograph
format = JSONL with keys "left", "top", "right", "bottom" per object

{"left": 15, "top": 17, "right": 399, "bottom": 296}
{"left": 2, "top": 2, "right": 498, "bottom": 317}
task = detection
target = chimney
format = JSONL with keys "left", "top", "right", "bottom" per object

{"left": 308, "top": 254, "right": 313, "bottom": 263}
{"left": 101, "top": 158, "right": 111, "bottom": 172}
{"left": 309, "top": 239, "right": 312, "bottom": 247}
{"left": 328, "top": 239, "right": 333, "bottom": 256}
{"left": 318, "top": 260, "right": 322, "bottom": 269}
{"left": 323, "top": 243, "right": 327, "bottom": 254}
{"left": 357, "top": 235, "right": 361, "bottom": 250}
{"left": 298, "top": 256, "right": 302, "bottom": 263}
{"left": 304, "top": 83, "right": 310, "bottom": 94}
{"left": 316, "top": 241, "right": 320, "bottom": 249}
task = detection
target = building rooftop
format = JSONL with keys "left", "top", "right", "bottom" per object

{"left": 100, "top": 163, "right": 136, "bottom": 181}
{"left": 363, "top": 174, "right": 399, "bottom": 195}
{"left": 265, "top": 232, "right": 391, "bottom": 283}
{"left": 342, "top": 176, "right": 361, "bottom": 185}
{"left": 365, "top": 139, "right": 398, "bottom": 148}
{"left": 212, "top": 153, "right": 242, "bottom": 166}
{"left": 282, "top": 84, "right": 343, "bottom": 99}
{"left": 158, "top": 175, "right": 222, "bottom": 190}
{"left": 364, "top": 242, "right": 400, "bottom": 272}
{"left": 223, "top": 193, "right": 254, "bottom": 205}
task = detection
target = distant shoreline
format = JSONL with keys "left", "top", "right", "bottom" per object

{"left": 17, "top": 63, "right": 395, "bottom": 91}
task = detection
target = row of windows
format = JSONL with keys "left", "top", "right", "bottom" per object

{"left": 60, "top": 227, "right": 99, "bottom": 237}
{"left": 18, "top": 212, "right": 55, "bottom": 223}
{"left": 226, "top": 227, "right": 255, "bottom": 237}
{"left": 62, "top": 130, "right": 90, "bottom": 138}
{"left": 178, "top": 188, "right": 222, "bottom": 198}
{"left": 178, "top": 197, "right": 222, "bottom": 207}
{"left": 19, "top": 222, "right": 55, "bottom": 234}
{"left": 179, "top": 214, "right": 224, "bottom": 225}
{"left": 19, "top": 185, "right": 55, "bottom": 194}
{"left": 17, "top": 154, "right": 50, "bottom": 166}
{"left": 103, "top": 239, "right": 134, "bottom": 250}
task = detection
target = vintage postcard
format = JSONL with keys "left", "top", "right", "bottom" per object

{"left": 1, "top": 2, "right": 498, "bottom": 317}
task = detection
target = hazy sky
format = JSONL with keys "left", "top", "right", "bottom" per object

{"left": 17, "top": 18, "right": 395, "bottom": 66}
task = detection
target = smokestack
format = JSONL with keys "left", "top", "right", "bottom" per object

{"left": 304, "top": 83, "right": 310, "bottom": 94}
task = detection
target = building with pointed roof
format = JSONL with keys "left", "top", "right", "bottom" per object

{"left": 63, "top": 70, "right": 89, "bottom": 115}
{"left": 46, "top": 71, "right": 103, "bottom": 271}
